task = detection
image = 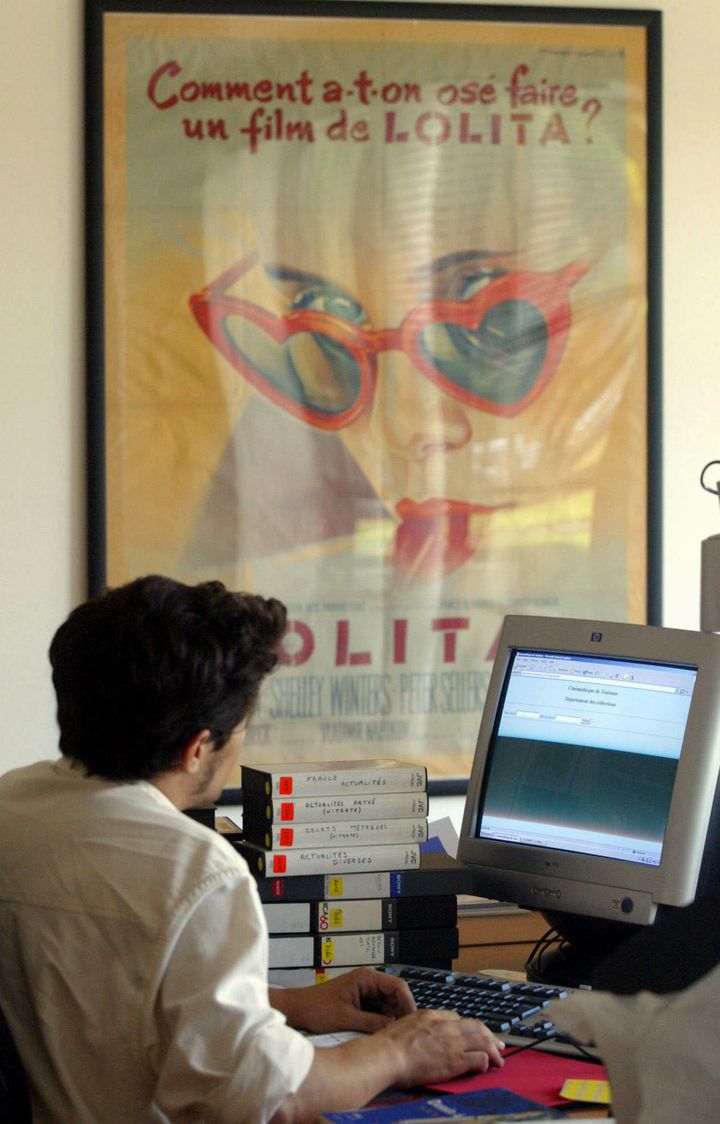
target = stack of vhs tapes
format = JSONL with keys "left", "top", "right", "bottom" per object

{"left": 234, "top": 759, "right": 470, "bottom": 982}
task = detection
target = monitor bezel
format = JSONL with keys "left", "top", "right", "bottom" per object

{"left": 458, "top": 615, "right": 720, "bottom": 925}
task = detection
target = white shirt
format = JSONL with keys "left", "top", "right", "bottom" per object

{"left": 0, "top": 759, "right": 314, "bottom": 1123}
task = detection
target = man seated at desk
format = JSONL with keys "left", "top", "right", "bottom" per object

{"left": 0, "top": 575, "right": 504, "bottom": 1123}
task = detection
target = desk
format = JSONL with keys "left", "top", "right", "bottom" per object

{"left": 451, "top": 908, "right": 611, "bottom": 1119}
{"left": 307, "top": 902, "right": 612, "bottom": 1119}
{"left": 454, "top": 901, "right": 549, "bottom": 974}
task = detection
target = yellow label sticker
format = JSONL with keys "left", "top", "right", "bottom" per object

{"left": 560, "top": 1078, "right": 611, "bottom": 1105}
{"left": 329, "top": 909, "right": 343, "bottom": 928}
{"left": 327, "top": 877, "right": 344, "bottom": 897}
{"left": 320, "top": 938, "right": 335, "bottom": 964}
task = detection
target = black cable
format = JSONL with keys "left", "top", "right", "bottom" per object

{"left": 503, "top": 1033, "right": 603, "bottom": 1065}
{"left": 524, "top": 926, "right": 564, "bottom": 978}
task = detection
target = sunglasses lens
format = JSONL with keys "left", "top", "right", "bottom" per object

{"left": 224, "top": 319, "right": 361, "bottom": 416}
{"left": 419, "top": 300, "right": 549, "bottom": 406}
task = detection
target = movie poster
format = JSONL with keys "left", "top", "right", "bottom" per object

{"left": 100, "top": 9, "right": 650, "bottom": 778}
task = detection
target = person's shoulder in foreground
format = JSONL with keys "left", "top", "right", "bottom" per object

{"left": 0, "top": 575, "right": 504, "bottom": 1124}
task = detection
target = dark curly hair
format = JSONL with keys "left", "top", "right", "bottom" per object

{"left": 49, "top": 575, "right": 287, "bottom": 781}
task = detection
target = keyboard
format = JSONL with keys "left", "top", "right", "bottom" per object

{"left": 378, "top": 964, "right": 600, "bottom": 1061}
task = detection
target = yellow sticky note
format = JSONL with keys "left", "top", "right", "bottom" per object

{"left": 327, "top": 877, "right": 344, "bottom": 897}
{"left": 560, "top": 1077, "right": 611, "bottom": 1105}
{"left": 329, "top": 909, "right": 343, "bottom": 928}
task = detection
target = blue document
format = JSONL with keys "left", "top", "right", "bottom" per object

{"left": 320, "top": 1087, "right": 561, "bottom": 1121}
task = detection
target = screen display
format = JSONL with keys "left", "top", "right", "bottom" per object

{"left": 475, "top": 649, "right": 698, "bottom": 866}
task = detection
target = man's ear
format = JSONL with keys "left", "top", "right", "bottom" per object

{"left": 177, "top": 729, "right": 213, "bottom": 775}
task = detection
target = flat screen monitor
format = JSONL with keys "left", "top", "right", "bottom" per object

{"left": 458, "top": 615, "right": 720, "bottom": 987}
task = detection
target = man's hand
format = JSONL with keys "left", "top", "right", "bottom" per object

{"left": 270, "top": 966, "right": 416, "bottom": 1034}
{"left": 380, "top": 1008, "right": 505, "bottom": 1086}
{"left": 269, "top": 1007, "right": 505, "bottom": 1123}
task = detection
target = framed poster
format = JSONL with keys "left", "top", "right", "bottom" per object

{"left": 85, "top": 1, "right": 662, "bottom": 783}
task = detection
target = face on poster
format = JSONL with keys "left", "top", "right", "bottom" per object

{"left": 102, "top": 10, "right": 650, "bottom": 776}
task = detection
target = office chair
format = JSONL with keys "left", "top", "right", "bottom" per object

{"left": 0, "top": 1000, "right": 32, "bottom": 1122}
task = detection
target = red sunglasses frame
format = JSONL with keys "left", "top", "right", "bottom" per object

{"left": 190, "top": 252, "right": 587, "bottom": 431}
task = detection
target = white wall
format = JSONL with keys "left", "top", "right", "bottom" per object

{"left": 2, "top": 0, "right": 719, "bottom": 774}
{"left": 1, "top": 2, "right": 84, "bottom": 773}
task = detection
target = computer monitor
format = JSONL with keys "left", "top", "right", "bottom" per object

{"left": 457, "top": 615, "right": 720, "bottom": 988}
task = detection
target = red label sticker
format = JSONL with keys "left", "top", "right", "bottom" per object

{"left": 280, "top": 803, "right": 294, "bottom": 821}
{"left": 278, "top": 776, "right": 293, "bottom": 795}
{"left": 272, "top": 854, "right": 287, "bottom": 873}
{"left": 279, "top": 828, "right": 294, "bottom": 847}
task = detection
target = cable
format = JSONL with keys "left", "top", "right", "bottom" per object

{"left": 524, "top": 925, "right": 566, "bottom": 980}
{"left": 503, "top": 1033, "right": 603, "bottom": 1065}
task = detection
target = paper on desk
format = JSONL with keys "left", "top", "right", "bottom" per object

{"left": 424, "top": 817, "right": 459, "bottom": 858}
{"left": 310, "top": 1030, "right": 362, "bottom": 1048}
{"left": 547, "top": 960, "right": 720, "bottom": 1123}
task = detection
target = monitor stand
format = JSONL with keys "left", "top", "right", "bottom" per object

{"left": 530, "top": 899, "right": 720, "bottom": 993}
{"left": 526, "top": 910, "right": 640, "bottom": 990}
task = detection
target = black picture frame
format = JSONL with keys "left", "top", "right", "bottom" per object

{"left": 85, "top": 1, "right": 662, "bottom": 789}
